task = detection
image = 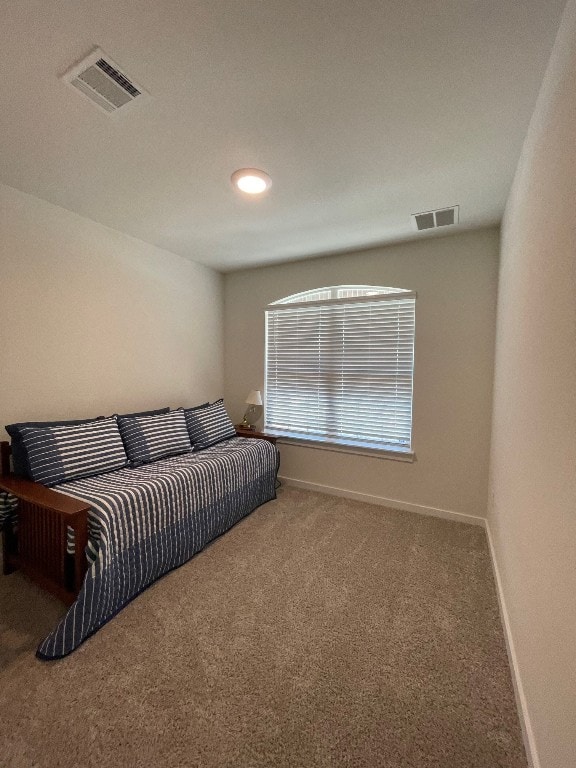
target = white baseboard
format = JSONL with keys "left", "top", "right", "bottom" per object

{"left": 278, "top": 476, "right": 486, "bottom": 527}
{"left": 485, "top": 521, "right": 539, "bottom": 768}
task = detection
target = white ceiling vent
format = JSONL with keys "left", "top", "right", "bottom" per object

{"left": 61, "top": 48, "right": 149, "bottom": 115}
{"left": 411, "top": 205, "right": 459, "bottom": 231}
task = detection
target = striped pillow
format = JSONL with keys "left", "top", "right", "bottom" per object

{"left": 118, "top": 409, "right": 192, "bottom": 466}
{"left": 20, "top": 417, "right": 128, "bottom": 487}
{"left": 184, "top": 399, "right": 236, "bottom": 450}
{"left": 6, "top": 416, "right": 102, "bottom": 478}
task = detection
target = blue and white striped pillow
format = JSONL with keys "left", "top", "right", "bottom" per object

{"left": 20, "top": 417, "right": 128, "bottom": 487}
{"left": 118, "top": 409, "right": 192, "bottom": 466}
{"left": 6, "top": 416, "right": 103, "bottom": 478}
{"left": 184, "top": 399, "right": 236, "bottom": 450}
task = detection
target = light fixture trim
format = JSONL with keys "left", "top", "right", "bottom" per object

{"left": 231, "top": 168, "right": 272, "bottom": 195}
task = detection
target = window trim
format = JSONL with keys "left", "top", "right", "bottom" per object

{"left": 269, "top": 289, "right": 416, "bottom": 311}
{"left": 264, "top": 285, "right": 416, "bottom": 456}
{"left": 269, "top": 431, "right": 415, "bottom": 462}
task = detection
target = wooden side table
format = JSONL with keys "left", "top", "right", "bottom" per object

{"left": 235, "top": 427, "right": 277, "bottom": 446}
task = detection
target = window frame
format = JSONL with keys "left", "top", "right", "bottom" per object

{"left": 264, "top": 285, "right": 416, "bottom": 461}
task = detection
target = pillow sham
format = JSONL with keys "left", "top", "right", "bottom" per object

{"left": 118, "top": 409, "right": 192, "bottom": 466}
{"left": 184, "top": 399, "right": 236, "bottom": 451}
{"left": 6, "top": 416, "right": 101, "bottom": 478}
{"left": 5, "top": 409, "right": 168, "bottom": 477}
{"left": 19, "top": 417, "right": 128, "bottom": 487}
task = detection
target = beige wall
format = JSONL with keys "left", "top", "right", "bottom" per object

{"left": 488, "top": 2, "right": 576, "bottom": 766}
{"left": 224, "top": 228, "right": 499, "bottom": 519}
{"left": 0, "top": 183, "right": 223, "bottom": 435}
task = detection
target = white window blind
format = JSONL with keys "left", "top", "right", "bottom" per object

{"left": 265, "top": 287, "right": 415, "bottom": 453}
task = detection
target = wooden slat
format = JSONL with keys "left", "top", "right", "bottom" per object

{"left": 0, "top": 443, "right": 90, "bottom": 603}
{"left": 0, "top": 441, "right": 10, "bottom": 475}
{"left": 19, "top": 502, "right": 62, "bottom": 582}
{"left": 2, "top": 518, "right": 18, "bottom": 575}
{"left": 17, "top": 498, "right": 77, "bottom": 604}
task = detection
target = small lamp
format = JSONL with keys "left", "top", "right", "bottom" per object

{"left": 241, "top": 390, "right": 263, "bottom": 430}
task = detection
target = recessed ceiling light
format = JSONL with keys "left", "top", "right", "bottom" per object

{"left": 231, "top": 168, "right": 272, "bottom": 195}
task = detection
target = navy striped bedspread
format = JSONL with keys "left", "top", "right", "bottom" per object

{"left": 23, "top": 436, "right": 278, "bottom": 660}
{"left": 0, "top": 492, "right": 18, "bottom": 528}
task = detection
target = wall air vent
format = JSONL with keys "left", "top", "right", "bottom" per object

{"left": 61, "top": 47, "right": 149, "bottom": 115}
{"left": 411, "top": 205, "right": 459, "bottom": 231}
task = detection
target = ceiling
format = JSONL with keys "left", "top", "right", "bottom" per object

{"left": 0, "top": 0, "right": 566, "bottom": 272}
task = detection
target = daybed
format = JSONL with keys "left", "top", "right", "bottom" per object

{"left": 0, "top": 402, "right": 279, "bottom": 660}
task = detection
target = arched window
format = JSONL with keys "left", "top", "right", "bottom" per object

{"left": 265, "top": 285, "right": 415, "bottom": 455}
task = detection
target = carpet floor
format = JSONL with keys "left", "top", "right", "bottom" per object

{"left": 0, "top": 487, "right": 525, "bottom": 768}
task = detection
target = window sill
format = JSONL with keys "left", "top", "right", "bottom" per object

{"left": 266, "top": 431, "right": 415, "bottom": 463}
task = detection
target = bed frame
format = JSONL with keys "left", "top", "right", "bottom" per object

{"left": 0, "top": 441, "right": 90, "bottom": 605}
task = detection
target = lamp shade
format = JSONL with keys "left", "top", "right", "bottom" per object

{"left": 245, "top": 390, "right": 263, "bottom": 406}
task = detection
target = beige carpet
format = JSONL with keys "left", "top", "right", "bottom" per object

{"left": 0, "top": 487, "right": 525, "bottom": 768}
